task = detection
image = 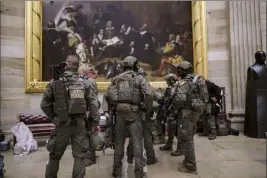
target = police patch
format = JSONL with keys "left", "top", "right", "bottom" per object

{"left": 69, "top": 89, "right": 85, "bottom": 99}
{"left": 118, "top": 81, "right": 130, "bottom": 89}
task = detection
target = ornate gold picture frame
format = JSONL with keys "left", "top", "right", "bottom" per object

{"left": 24, "top": 1, "right": 207, "bottom": 93}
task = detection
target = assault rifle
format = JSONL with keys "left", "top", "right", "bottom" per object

{"left": 51, "top": 62, "right": 67, "bottom": 80}
{"left": 51, "top": 62, "right": 69, "bottom": 123}
{"left": 156, "top": 89, "right": 173, "bottom": 121}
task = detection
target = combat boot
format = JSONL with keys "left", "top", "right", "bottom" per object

{"left": 127, "top": 157, "right": 133, "bottom": 164}
{"left": 198, "top": 130, "right": 208, "bottom": 136}
{"left": 208, "top": 129, "right": 217, "bottom": 140}
{"left": 159, "top": 144, "right": 172, "bottom": 151}
{"left": 177, "top": 164, "right": 197, "bottom": 175}
{"left": 142, "top": 172, "right": 148, "bottom": 178}
{"left": 147, "top": 158, "right": 158, "bottom": 165}
{"left": 112, "top": 171, "right": 122, "bottom": 178}
{"left": 170, "top": 150, "right": 183, "bottom": 156}
{"left": 85, "top": 158, "right": 96, "bottom": 167}
{"left": 153, "top": 135, "right": 165, "bottom": 145}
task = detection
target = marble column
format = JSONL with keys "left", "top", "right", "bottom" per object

{"left": 260, "top": 1, "right": 266, "bottom": 52}
{"left": 228, "top": 1, "right": 263, "bottom": 131}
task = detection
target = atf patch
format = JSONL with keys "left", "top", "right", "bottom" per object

{"left": 69, "top": 89, "right": 85, "bottom": 99}
{"left": 118, "top": 81, "right": 130, "bottom": 89}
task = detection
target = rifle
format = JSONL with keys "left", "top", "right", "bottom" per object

{"left": 51, "top": 62, "right": 69, "bottom": 123}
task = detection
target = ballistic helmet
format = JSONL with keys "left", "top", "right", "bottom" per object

{"left": 122, "top": 56, "right": 138, "bottom": 68}
{"left": 177, "top": 61, "right": 193, "bottom": 70}
{"left": 164, "top": 73, "right": 178, "bottom": 81}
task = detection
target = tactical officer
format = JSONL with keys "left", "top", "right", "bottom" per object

{"left": 199, "top": 80, "right": 221, "bottom": 140}
{"left": 79, "top": 65, "right": 99, "bottom": 166}
{"left": 174, "top": 61, "right": 209, "bottom": 174}
{"left": 153, "top": 88, "right": 166, "bottom": 145}
{"left": 159, "top": 74, "right": 183, "bottom": 156}
{"left": 106, "top": 56, "right": 153, "bottom": 178}
{"left": 41, "top": 55, "right": 99, "bottom": 178}
{"left": 126, "top": 68, "right": 157, "bottom": 165}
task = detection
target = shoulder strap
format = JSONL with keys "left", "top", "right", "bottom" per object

{"left": 192, "top": 75, "right": 199, "bottom": 84}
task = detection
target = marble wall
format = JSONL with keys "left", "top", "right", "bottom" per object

{"left": 1, "top": 1, "right": 266, "bottom": 131}
{"left": 206, "top": 1, "right": 231, "bottom": 113}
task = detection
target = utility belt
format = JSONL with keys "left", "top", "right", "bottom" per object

{"left": 116, "top": 103, "right": 140, "bottom": 112}
{"left": 56, "top": 114, "right": 85, "bottom": 127}
{"left": 69, "top": 114, "right": 87, "bottom": 126}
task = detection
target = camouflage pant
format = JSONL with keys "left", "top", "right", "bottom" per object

{"left": 177, "top": 110, "right": 198, "bottom": 171}
{"left": 113, "top": 112, "right": 145, "bottom": 178}
{"left": 127, "top": 119, "right": 156, "bottom": 162}
{"left": 104, "top": 115, "right": 113, "bottom": 145}
{"left": 166, "top": 118, "right": 183, "bottom": 151}
{"left": 201, "top": 103, "right": 216, "bottom": 134}
{"left": 84, "top": 136, "right": 96, "bottom": 162}
{"left": 45, "top": 116, "right": 88, "bottom": 178}
{"left": 154, "top": 115, "right": 166, "bottom": 136}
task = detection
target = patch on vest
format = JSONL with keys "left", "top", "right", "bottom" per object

{"left": 69, "top": 89, "right": 85, "bottom": 99}
{"left": 118, "top": 81, "right": 130, "bottom": 89}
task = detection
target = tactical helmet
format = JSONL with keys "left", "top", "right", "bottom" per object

{"left": 177, "top": 61, "right": 193, "bottom": 78}
{"left": 177, "top": 61, "right": 193, "bottom": 70}
{"left": 154, "top": 88, "right": 165, "bottom": 100}
{"left": 122, "top": 56, "right": 138, "bottom": 68}
{"left": 164, "top": 73, "right": 178, "bottom": 81}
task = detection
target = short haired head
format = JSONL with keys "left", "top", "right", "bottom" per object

{"left": 65, "top": 55, "right": 79, "bottom": 72}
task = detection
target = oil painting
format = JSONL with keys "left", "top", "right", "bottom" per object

{"left": 24, "top": 1, "right": 207, "bottom": 92}
{"left": 42, "top": 1, "right": 193, "bottom": 81}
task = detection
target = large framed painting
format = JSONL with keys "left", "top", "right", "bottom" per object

{"left": 25, "top": 1, "right": 208, "bottom": 93}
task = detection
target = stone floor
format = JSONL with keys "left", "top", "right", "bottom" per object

{"left": 2, "top": 134, "right": 266, "bottom": 178}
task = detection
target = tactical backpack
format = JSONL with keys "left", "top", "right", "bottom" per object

{"left": 53, "top": 77, "right": 87, "bottom": 121}
{"left": 107, "top": 71, "right": 142, "bottom": 105}
{"left": 189, "top": 75, "right": 205, "bottom": 114}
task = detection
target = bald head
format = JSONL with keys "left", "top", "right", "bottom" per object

{"left": 66, "top": 55, "right": 79, "bottom": 71}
